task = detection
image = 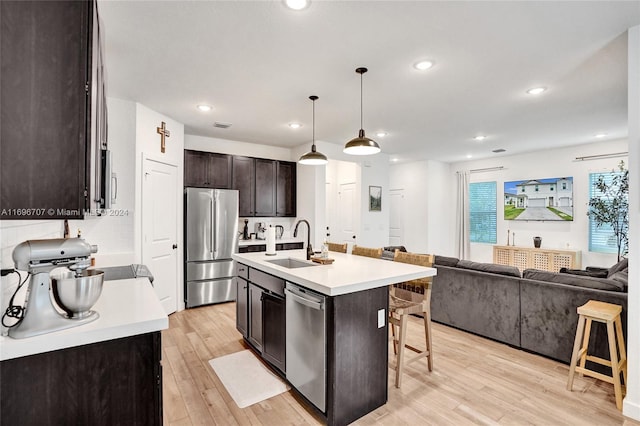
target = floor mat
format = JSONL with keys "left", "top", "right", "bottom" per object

{"left": 208, "top": 349, "right": 289, "bottom": 408}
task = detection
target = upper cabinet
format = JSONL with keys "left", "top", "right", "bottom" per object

{"left": 186, "top": 150, "right": 296, "bottom": 217}
{"left": 254, "top": 159, "right": 277, "bottom": 217}
{"left": 183, "top": 150, "right": 232, "bottom": 189}
{"left": 276, "top": 161, "right": 296, "bottom": 217}
{"left": 1, "top": 0, "right": 104, "bottom": 219}
{"left": 232, "top": 156, "right": 256, "bottom": 217}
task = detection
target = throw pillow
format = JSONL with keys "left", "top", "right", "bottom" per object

{"left": 608, "top": 258, "right": 629, "bottom": 277}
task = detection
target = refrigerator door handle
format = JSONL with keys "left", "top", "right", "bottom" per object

{"left": 213, "top": 192, "right": 219, "bottom": 257}
{"left": 209, "top": 197, "right": 214, "bottom": 254}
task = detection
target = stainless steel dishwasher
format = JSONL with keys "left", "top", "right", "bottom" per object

{"left": 285, "top": 282, "right": 327, "bottom": 412}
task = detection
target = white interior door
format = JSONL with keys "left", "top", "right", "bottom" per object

{"left": 142, "top": 158, "right": 178, "bottom": 314}
{"left": 339, "top": 182, "right": 356, "bottom": 247}
{"left": 325, "top": 181, "right": 337, "bottom": 241}
{"left": 389, "top": 189, "right": 404, "bottom": 246}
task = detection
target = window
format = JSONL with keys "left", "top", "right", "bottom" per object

{"left": 469, "top": 181, "right": 497, "bottom": 244}
{"left": 589, "top": 171, "right": 627, "bottom": 254}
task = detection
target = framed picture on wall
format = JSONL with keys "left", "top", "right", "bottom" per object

{"left": 369, "top": 186, "right": 382, "bottom": 211}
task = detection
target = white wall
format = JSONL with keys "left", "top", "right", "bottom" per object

{"left": 185, "top": 135, "right": 293, "bottom": 161}
{"left": 0, "top": 96, "right": 144, "bottom": 332}
{"left": 623, "top": 24, "right": 640, "bottom": 421}
{"left": 134, "top": 103, "right": 185, "bottom": 310}
{"left": 450, "top": 139, "right": 628, "bottom": 267}
{"left": 68, "top": 97, "right": 137, "bottom": 266}
{"left": 303, "top": 141, "right": 390, "bottom": 249}
{"left": 389, "top": 159, "right": 451, "bottom": 255}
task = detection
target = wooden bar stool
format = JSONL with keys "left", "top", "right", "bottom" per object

{"left": 388, "top": 251, "right": 434, "bottom": 388}
{"left": 567, "top": 300, "right": 627, "bottom": 410}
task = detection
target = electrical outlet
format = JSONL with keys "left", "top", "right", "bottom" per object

{"left": 377, "top": 309, "right": 385, "bottom": 328}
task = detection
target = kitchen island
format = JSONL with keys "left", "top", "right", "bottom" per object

{"left": 0, "top": 277, "right": 168, "bottom": 425}
{"left": 232, "top": 249, "right": 436, "bottom": 426}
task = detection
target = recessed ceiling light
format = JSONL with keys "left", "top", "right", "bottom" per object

{"left": 390, "top": 158, "right": 399, "bottom": 162}
{"left": 288, "top": 122, "right": 302, "bottom": 129}
{"left": 595, "top": 133, "right": 608, "bottom": 138}
{"left": 466, "top": 154, "right": 473, "bottom": 159}
{"left": 284, "top": 0, "right": 310, "bottom": 10}
{"left": 526, "top": 87, "right": 547, "bottom": 95}
{"left": 375, "top": 131, "right": 387, "bottom": 138}
{"left": 474, "top": 135, "right": 486, "bottom": 141}
{"left": 197, "top": 104, "right": 212, "bottom": 112}
{"left": 414, "top": 60, "right": 435, "bottom": 71}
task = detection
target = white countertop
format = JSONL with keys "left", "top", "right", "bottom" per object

{"left": 232, "top": 249, "right": 436, "bottom": 296}
{"left": 238, "top": 237, "right": 304, "bottom": 247}
{"left": 0, "top": 278, "right": 168, "bottom": 361}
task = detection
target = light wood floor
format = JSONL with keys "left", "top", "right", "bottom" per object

{"left": 162, "top": 302, "right": 639, "bottom": 425}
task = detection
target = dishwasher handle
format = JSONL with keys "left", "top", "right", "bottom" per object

{"left": 285, "top": 287, "right": 324, "bottom": 311}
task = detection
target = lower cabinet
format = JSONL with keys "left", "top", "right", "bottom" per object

{"left": 248, "top": 283, "right": 264, "bottom": 352}
{"left": 262, "top": 292, "right": 286, "bottom": 372}
{"left": 235, "top": 276, "right": 249, "bottom": 339}
{"left": 238, "top": 241, "right": 303, "bottom": 253}
{"left": 0, "top": 332, "right": 162, "bottom": 426}
{"left": 239, "top": 266, "right": 286, "bottom": 373}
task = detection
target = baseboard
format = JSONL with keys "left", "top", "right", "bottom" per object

{"left": 623, "top": 397, "right": 640, "bottom": 421}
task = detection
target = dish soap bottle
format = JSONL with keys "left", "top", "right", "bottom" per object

{"left": 321, "top": 239, "right": 329, "bottom": 259}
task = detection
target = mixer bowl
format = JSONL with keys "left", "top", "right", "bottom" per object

{"left": 51, "top": 269, "right": 104, "bottom": 319}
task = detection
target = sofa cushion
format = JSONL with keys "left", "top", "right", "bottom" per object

{"left": 434, "top": 255, "right": 459, "bottom": 267}
{"left": 559, "top": 268, "right": 608, "bottom": 278}
{"left": 523, "top": 269, "right": 625, "bottom": 292}
{"left": 456, "top": 259, "right": 521, "bottom": 278}
{"left": 608, "top": 258, "right": 628, "bottom": 277}
{"left": 610, "top": 271, "right": 629, "bottom": 290}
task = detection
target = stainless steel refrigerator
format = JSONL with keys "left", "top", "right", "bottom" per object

{"left": 185, "top": 188, "right": 239, "bottom": 308}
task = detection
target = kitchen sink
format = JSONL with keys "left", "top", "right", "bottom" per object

{"left": 266, "top": 258, "right": 318, "bottom": 269}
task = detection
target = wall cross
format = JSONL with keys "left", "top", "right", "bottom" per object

{"left": 156, "top": 121, "right": 171, "bottom": 153}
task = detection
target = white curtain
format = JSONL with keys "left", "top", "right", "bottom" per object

{"left": 456, "top": 170, "right": 470, "bottom": 260}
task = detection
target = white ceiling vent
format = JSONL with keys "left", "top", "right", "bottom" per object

{"left": 213, "top": 122, "right": 232, "bottom": 129}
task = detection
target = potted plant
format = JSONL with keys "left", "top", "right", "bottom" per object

{"left": 587, "top": 161, "right": 628, "bottom": 261}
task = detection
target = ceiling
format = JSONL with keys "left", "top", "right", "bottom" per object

{"left": 98, "top": 1, "right": 640, "bottom": 163}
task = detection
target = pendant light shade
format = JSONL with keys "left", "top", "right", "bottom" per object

{"left": 344, "top": 67, "right": 381, "bottom": 156}
{"left": 299, "top": 95, "right": 328, "bottom": 165}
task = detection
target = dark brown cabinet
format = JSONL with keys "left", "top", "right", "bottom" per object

{"left": 184, "top": 149, "right": 232, "bottom": 188}
{"left": 262, "top": 292, "right": 286, "bottom": 373}
{"left": 187, "top": 150, "right": 297, "bottom": 217}
{"left": 243, "top": 267, "right": 286, "bottom": 373}
{"left": 0, "top": 332, "right": 163, "bottom": 426}
{"left": 255, "top": 159, "right": 277, "bottom": 216}
{"left": 235, "top": 276, "right": 249, "bottom": 339}
{"left": 0, "top": 0, "right": 95, "bottom": 219}
{"left": 276, "top": 161, "right": 297, "bottom": 217}
{"left": 238, "top": 242, "right": 303, "bottom": 253}
{"left": 248, "top": 283, "right": 264, "bottom": 352}
{"left": 231, "top": 156, "right": 255, "bottom": 216}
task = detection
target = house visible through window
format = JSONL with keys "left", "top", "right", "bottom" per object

{"left": 469, "top": 181, "right": 497, "bottom": 244}
{"left": 589, "top": 171, "right": 626, "bottom": 254}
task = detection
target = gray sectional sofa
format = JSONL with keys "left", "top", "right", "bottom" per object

{"left": 429, "top": 256, "right": 628, "bottom": 364}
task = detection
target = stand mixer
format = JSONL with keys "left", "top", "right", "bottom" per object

{"left": 8, "top": 238, "right": 102, "bottom": 339}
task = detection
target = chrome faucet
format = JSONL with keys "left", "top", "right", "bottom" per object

{"left": 293, "top": 219, "right": 313, "bottom": 260}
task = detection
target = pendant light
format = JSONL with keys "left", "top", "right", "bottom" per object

{"left": 298, "top": 95, "right": 328, "bottom": 165}
{"left": 344, "top": 67, "right": 381, "bottom": 155}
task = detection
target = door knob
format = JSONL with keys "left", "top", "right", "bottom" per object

{"left": 172, "top": 244, "right": 178, "bottom": 249}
